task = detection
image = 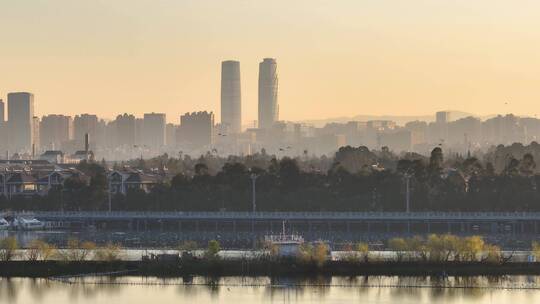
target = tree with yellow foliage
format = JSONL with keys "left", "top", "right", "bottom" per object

{"left": 0, "top": 236, "right": 19, "bottom": 261}
{"left": 461, "top": 236, "right": 485, "bottom": 262}
{"left": 95, "top": 243, "right": 123, "bottom": 261}
{"left": 388, "top": 238, "right": 407, "bottom": 261}
{"left": 59, "top": 238, "right": 97, "bottom": 261}
{"left": 405, "top": 236, "right": 428, "bottom": 261}
{"left": 313, "top": 242, "right": 330, "bottom": 267}
{"left": 356, "top": 242, "right": 369, "bottom": 263}
{"left": 482, "top": 244, "right": 502, "bottom": 264}
{"left": 26, "top": 239, "right": 56, "bottom": 261}
{"left": 532, "top": 241, "right": 540, "bottom": 261}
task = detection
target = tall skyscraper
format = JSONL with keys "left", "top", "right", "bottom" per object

{"left": 8, "top": 92, "right": 35, "bottom": 152}
{"left": 143, "top": 112, "right": 166, "bottom": 147}
{"left": 258, "top": 58, "right": 279, "bottom": 129}
{"left": 221, "top": 60, "right": 242, "bottom": 134}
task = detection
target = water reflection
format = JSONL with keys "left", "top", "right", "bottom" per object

{"left": 2, "top": 276, "right": 540, "bottom": 303}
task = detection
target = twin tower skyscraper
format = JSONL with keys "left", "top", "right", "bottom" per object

{"left": 220, "top": 58, "right": 278, "bottom": 133}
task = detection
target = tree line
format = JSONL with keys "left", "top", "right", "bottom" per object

{"left": 2, "top": 143, "right": 540, "bottom": 212}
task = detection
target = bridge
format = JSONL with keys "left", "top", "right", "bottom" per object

{"left": 4, "top": 211, "right": 540, "bottom": 235}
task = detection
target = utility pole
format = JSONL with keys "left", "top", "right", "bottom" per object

{"left": 404, "top": 173, "right": 412, "bottom": 213}
{"left": 108, "top": 179, "right": 112, "bottom": 213}
{"left": 250, "top": 173, "right": 259, "bottom": 249}
{"left": 250, "top": 173, "right": 258, "bottom": 212}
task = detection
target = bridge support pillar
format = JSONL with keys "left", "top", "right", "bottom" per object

{"left": 407, "top": 222, "right": 411, "bottom": 234}
{"left": 426, "top": 222, "right": 431, "bottom": 234}
{"left": 492, "top": 223, "right": 498, "bottom": 234}
{"left": 535, "top": 222, "right": 538, "bottom": 234}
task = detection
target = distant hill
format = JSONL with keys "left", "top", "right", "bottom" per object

{"left": 298, "top": 111, "right": 489, "bottom": 127}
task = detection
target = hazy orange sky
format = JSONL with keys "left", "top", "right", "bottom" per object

{"left": 1, "top": 0, "right": 539, "bottom": 123}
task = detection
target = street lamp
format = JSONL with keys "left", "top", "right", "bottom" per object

{"left": 403, "top": 172, "right": 412, "bottom": 213}
{"left": 108, "top": 176, "right": 112, "bottom": 213}
{"left": 0, "top": 172, "right": 6, "bottom": 199}
{"left": 250, "top": 173, "right": 258, "bottom": 213}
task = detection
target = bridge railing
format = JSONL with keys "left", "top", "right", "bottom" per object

{"left": 6, "top": 210, "right": 540, "bottom": 220}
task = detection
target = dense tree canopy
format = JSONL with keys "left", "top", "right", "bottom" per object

{"left": 2, "top": 144, "right": 540, "bottom": 212}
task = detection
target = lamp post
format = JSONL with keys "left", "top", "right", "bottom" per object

{"left": 108, "top": 177, "right": 112, "bottom": 213}
{"left": 250, "top": 173, "right": 258, "bottom": 213}
{"left": 0, "top": 173, "right": 6, "bottom": 199}
{"left": 249, "top": 173, "right": 259, "bottom": 249}
{"left": 404, "top": 172, "right": 412, "bottom": 213}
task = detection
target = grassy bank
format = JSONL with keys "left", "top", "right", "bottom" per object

{"left": 3, "top": 260, "right": 540, "bottom": 278}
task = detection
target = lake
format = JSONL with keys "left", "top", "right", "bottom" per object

{"left": 2, "top": 276, "right": 540, "bottom": 303}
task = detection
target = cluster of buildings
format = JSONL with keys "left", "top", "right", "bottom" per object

{"left": 0, "top": 159, "right": 163, "bottom": 198}
{"left": 1, "top": 58, "right": 540, "bottom": 162}
{"left": 0, "top": 58, "right": 280, "bottom": 161}
{"left": 0, "top": 159, "right": 86, "bottom": 198}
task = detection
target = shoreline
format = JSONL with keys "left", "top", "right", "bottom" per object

{"left": 3, "top": 260, "right": 540, "bottom": 278}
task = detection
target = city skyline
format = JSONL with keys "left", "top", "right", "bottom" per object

{"left": 3, "top": 2, "right": 540, "bottom": 299}
{"left": 2, "top": 1, "right": 540, "bottom": 122}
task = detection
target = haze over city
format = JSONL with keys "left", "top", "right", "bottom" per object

{"left": 2, "top": 0, "right": 540, "bottom": 122}
{"left": 5, "top": 2, "right": 540, "bottom": 303}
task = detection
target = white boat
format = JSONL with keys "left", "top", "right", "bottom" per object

{"left": 13, "top": 217, "right": 45, "bottom": 230}
{"left": 265, "top": 221, "right": 304, "bottom": 257}
{"left": 0, "top": 218, "right": 9, "bottom": 230}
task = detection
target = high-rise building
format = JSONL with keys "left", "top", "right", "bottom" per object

{"left": 435, "top": 111, "right": 451, "bottom": 142}
{"left": 135, "top": 118, "right": 144, "bottom": 146}
{"left": 165, "top": 123, "right": 177, "bottom": 147}
{"left": 7, "top": 92, "right": 35, "bottom": 152}
{"left": 221, "top": 60, "right": 242, "bottom": 134}
{"left": 143, "top": 113, "right": 166, "bottom": 147}
{"left": 39, "top": 114, "right": 73, "bottom": 150}
{"left": 178, "top": 111, "right": 214, "bottom": 149}
{"left": 436, "top": 111, "right": 451, "bottom": 124}
{"left": 32, "top": 116, "right": 40, "bottom": 155}
{"left": 0, "top": 100, "right": 5, "bottom": 152}
{"left": 258, "top": 58, "right": 279, "bottom": 129}
{"left": 73, "top": 114, "right": 99, "bottom": 144}
{"left": 115, "top": 113, "right": 136, "bottom": 147}
{"left": 0, "top": 99, "right": 4, "bottom": 125}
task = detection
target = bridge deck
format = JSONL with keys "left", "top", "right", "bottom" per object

{"left": 4, "top": 211, "right": 540, "bottom": 221}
